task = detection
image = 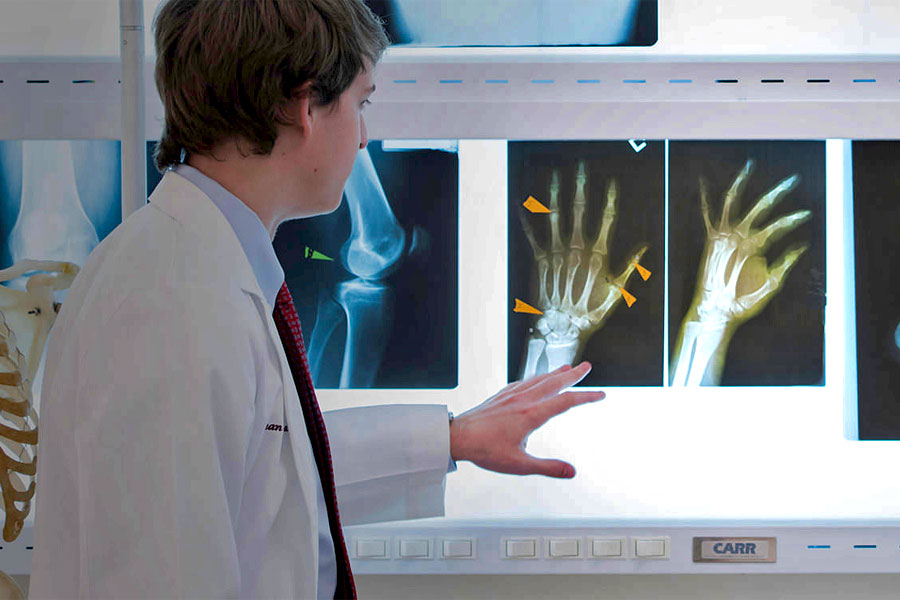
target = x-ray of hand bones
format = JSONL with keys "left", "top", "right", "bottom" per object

{"left": 670, "top": 160, "right": 810, "bottom": 386}
{"left": 520, "top": 160, "right": 648, "bottom": 378}
{"left": 0, "top": 259, "right": 77, "bottom": 541}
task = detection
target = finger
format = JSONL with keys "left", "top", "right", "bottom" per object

{"left": 593, "top": 178, "right": 617, "bottom": 258}
{"left": 518, "top": 210, "right": 545, "bottom": 260}
{"left": 768, "top": 243, "right": 808, "bottom": 288}
{"left": 612, "top": 245, "right": 649, "bottom": 288}
{"left": 736, "top": 173, "right": 800, "bottom": 235}
{"left": 536, "top": 389, "right": 606, "bottom": 424}
{"left": 512, "top": 361, "right": 581, "bottom": 399}
{"left": 528, "top": 360, "right": 592, "bottom": 400}
{"left": 570, "top": 161, "right": 588, "bottom": 250}
{"left": 506, "top": 363, "right": 572, "bottom": 397}
{"left": 699, "top": 176, "right": 713, "bottom": 235}
{"left": 736, "top": 244, "right": 807, "bottom": 315}
{"left": 520, "top": 457, "right": 577, "bottom": 479}
{"left": 549, "top": 169, "right": 563, "bottom": 254}
{"left": 720, "top": 159, "right": 754, "bottom": 229}
{"left": 750, "top": 209, "right": 811, "bottom": 252}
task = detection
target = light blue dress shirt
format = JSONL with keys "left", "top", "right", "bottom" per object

{"left": 173, "top": 164, "right": 338, "bottom": 600}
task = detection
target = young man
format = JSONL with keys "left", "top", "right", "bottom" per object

{"left": 30, "top": 1, "right": 605, "bottom": 598}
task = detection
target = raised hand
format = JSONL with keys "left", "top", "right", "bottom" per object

{"left": 450, "top": 362, "right": 605, "bottom": 479}
{"left": 670, "top": 159, "right": 810, "bottom": 386}
{"left": 519, "top": 160, "right": 647, "bottom": 378}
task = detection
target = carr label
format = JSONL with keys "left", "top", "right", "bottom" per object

{"left": 693, "top": 537, "right": 776, "bottom": 563}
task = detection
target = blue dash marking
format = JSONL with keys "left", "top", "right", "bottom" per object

{"left": 853, "top": 79, "right": 876, "bottom": 83}
{"left": 577, "top": 79, "right": 601, "bottom": 84}
{"left": 853, "top": 545, "right": 877, "bottom": 549}
{"left": 624, "top": 79, "right": 646, "bottom": 84}
{"left": 485, "top": 79, "right": 508, "bottom": 84}
{"left": 72, "top": 79, "right": 95, "bottom": 84}
{"left": 439, "top": 79, "right": 462, "bottom": 84}
{"left": 669, "top": 79, "right": 692, "bottom": 83}
{"left": 531, "top": 79, "right": 554, "bottom": 84}
{"left": 393, "top": 79, "right": 416, "bottom": 84}
{"left": 807, "top": 545, "right": 831, "bottom": 549}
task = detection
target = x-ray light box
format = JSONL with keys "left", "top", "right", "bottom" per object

{"left": 1, "top": 57, "right": 900, "bottom": 575}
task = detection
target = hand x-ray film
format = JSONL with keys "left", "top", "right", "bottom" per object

{"left": 668, "top": 141, "right": 826, "bottom": 387}
{"left": 508, "top": 141, "right": 665, "bottom": 387}
{"left": 273, "top": 141, "right": 459, "bottom": 389}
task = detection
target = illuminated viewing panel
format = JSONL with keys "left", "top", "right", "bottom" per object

{"left": 1, "top": 137, "right": 898, "bottom": 531}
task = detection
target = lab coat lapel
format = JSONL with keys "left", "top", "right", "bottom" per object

{"left": 262, "top": 308, "right": 320, "bottom": 526}
{"left": 150, "top": 171, "right": 319, "bottom": 535}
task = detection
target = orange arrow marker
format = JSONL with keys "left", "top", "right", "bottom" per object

{"left": 635, "top": 262, "right": 651, "bottom": 281}
{"left": 513, "top": 299, "right": 544, "bottom": 315}
{"left": 619, "top": 287, "right": 636, "bottom": 308}
{"left": 523, "top": 196, "right": 551, "bottom": 214}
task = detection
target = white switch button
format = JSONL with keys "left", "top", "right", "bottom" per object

{"left": 443, "top": 539, "right": 473, "bottom": 558}
{"left": 399, "top": 539, "right": 430, "bottom": 558}
{"left": 549, "top": 539, "right": 580, "bottom": 558}
{"left": 592, "top": 539, "right": 623, "bottom": 558}
{"left": 635, "top": 538, "right": 668, "bottom": 558}
{"left": 506, "top": 539, "right": 537, "bottom": 558}
{"left": 356, "top": 539, "right": 387, "bottom": 558}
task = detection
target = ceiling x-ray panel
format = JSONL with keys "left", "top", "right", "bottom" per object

{"left": 365, "top": 0, "right": 657, "bottom": 47}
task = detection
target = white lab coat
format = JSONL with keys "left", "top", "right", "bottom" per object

{"left": 30, "top": 171, "right": 451, "bottom": 599}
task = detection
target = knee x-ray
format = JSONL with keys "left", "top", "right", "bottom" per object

{"left": 274, "top": 141, "right": 459, "bottom": 389}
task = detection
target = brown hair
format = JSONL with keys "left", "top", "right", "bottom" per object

{"left": 152, "top": 0, "right": 389, "bottom": 172}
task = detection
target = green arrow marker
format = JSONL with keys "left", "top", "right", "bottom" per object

{"left": 305, "top": 246, "right": 333, "bottom": 261}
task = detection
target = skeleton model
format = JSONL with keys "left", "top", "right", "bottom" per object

{"left": 519, "top": 160, "right": 648, "bottom": 378}
{"left": 0, "top": 259, "right": 77, "bottom": 541}
{"left": 670, "top": 159, "right": 810, "bottom": 386}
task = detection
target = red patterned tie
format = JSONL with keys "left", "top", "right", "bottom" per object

{"left": 272, "top": 282, "right": 356, "bottom": 600}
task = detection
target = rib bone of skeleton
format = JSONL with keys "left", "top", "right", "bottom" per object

{"left": 0, "top": 259, "right": 78, "bottom": 541}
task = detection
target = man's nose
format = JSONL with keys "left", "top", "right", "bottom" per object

{"left": 359, "top": 116, "right": 368, "bottom": 149}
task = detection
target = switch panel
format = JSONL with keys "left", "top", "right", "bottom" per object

{"left": 547, "top": 538, "right": 580, "bottom": 558}
{"left": 355, "top": 538, "right": 389, "bottom": 559}
{"left": 591, "top": 538, "right": 626, "bottom": 559}
{"left": 441, "top": 538, "right": 476, "bottom": 559}
{"left": 634, "top": 537, "right": 670, "bottom": 559}
{"left": 503, "top": 538, "right": 538, "bottom": 559}
{"left": 398, "top": 539, "right": 431, "bottom": 559}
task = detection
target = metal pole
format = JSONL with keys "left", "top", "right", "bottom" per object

{"left": 119, "top": 0, "right": 146, "bottom": 220}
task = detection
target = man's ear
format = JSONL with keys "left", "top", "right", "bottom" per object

{"left": 277, "top": 82, "right": 316, "bottom": 137}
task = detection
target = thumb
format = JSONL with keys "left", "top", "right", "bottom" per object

{"left": 523, "top": 457, "right": 576, "bottom": 479}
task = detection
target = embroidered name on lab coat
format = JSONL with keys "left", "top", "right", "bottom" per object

{"left": 265, "top": 423, "right": 289, "bottom": 432}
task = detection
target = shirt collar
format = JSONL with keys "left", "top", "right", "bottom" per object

{"left": 173, "top": 164, "right": 284, "bottom": 309}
